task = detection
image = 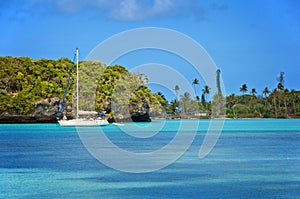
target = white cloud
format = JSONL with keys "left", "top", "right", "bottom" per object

{"left": 111, "top": 0, "right": 142, "bottom": 21}
{"left": 89, "top": 0, "right": 175, "bottom": 21}
{"left": 56, "top": 0, "right": 88, "bottom": 14}
{"left": 151, "top": 0, "right": 174, "bottom": 15}
{"left": 2, "top": 0, "right": 227, "bottom": 22}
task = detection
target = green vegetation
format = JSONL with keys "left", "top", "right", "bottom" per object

{"left": 0, "top": 56, "right": 167, "bottom": 120}
{"left": 0, "top": 56, "right": 73, "bottom": 115}
{"left": 226, "top": 84, "right": 300, "bottom": 118}
{"left": 235, "top": 74, "right": 299, "bottom": 118}
{"left": 164, "top": 74, "right": 300, "bottom": 119}
{"left": 94, "top": 65, "right": 167, "bottom": 120}
{"left": 0, "top": 55, "right": 299, "bottom": 120}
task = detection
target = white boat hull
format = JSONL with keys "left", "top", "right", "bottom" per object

{"left": 97, "top": 119, "right": 110, "bottom": 126}
{"left": 58, "top": 119, "right": 109, "bottom": 127}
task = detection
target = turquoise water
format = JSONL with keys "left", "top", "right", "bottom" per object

{"left": 0, "top": 119, "right": 300, "bottom": 198}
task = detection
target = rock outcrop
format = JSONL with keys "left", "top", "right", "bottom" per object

{"left": 33, "top": 97, "right": 60, "bottom": 121}
{"left": 0, "top": 97, "right": 60, "bottom": 123}
{"left": 0, "top": 96, "right": 151, "bottom": 123}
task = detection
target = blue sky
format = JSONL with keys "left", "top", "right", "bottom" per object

{"left": 1, "top": 0, "right": 299, "bottom": 99}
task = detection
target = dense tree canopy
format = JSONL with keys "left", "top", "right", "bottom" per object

{"left": 0, "top": 56, "right": 167, "bottom": 119}
{"left": 0, "top": 56, "right": 73, "bottom": 114}
{"left": 95, "top": 65, "right": 167, "bottom": 120}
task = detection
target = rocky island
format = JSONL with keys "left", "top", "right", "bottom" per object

{"left": 0, "top": 56, "right": 166, "bottom": 123}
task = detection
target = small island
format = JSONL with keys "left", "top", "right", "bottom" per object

{"left": 0, "top": 56, "right": 166, "bottom": 123}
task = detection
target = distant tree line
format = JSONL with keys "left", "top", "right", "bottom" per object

{"left": 166, "top": 72, "right": 300, "bottom": 118}
{"left": 226, "top": 78, "right": 300, "bottom": 118}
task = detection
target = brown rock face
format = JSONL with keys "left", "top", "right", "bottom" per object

{"left": 0, "top": 97, "right": 60, "bottom": 123}
{"left": 33, "top": 97, "right": 61, "bottom": 122}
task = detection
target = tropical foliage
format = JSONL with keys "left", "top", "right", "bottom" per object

{"left": 166, "top": 78, "right": 300, "bottom": 119}
{"left": 95, "top": 65, "right": 167, "bottom": 119}
{"left": 0, "top": 56, "right": 167, "bottom": 119}
{"left": 0, "top": 56, "right": 73, "bottom": 114}
{"left": 1, "top": 55, "right": 299, "bottom": 120}
{"left": 226, "top": 84, "right": 300, "bottom": 118}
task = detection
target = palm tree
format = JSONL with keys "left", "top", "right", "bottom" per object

{"left": 202, "top": 85, "right": 210, "bottom": 102}
{"left": 192, "top": 78, "right": 199, "bottom": 100}
{"left": 277, "top": 82, "right": 284, "bottom": 92}
{"left": 263, "top": 87, "right": 270, "bottom": 111}
{"left": 240, "top": 84, "right": 248, "bottom": 94}
{"left": 250, "top": 88, "right": 257, "bottom": 97}
{"left": 201, "top": 94, "right": 206, "bottom": 105}
{"left": 272, "top": 89, "right": 278, "bottom": 118}
{"left": 249, "top": 88, "right": 257, "bottom": 114}
{"left": 277, "top": 72, "right": 285, "bottom": 85}
{"left": 263, "top": 87, "right": 270, "bottom": 97}
{"left": 276, "top": 82, "right": 286, "bottom": 117}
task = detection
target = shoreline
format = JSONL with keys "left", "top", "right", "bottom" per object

{"left": 1, "top": 115, "right": 300, "bottom": 124}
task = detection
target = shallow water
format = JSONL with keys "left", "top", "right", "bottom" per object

{"left": 0, "top": 119, "right": 299, "bottom": 198}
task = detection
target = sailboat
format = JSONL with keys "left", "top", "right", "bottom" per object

{"left": 57, "top": 48, "right": 109, "bottom": 127}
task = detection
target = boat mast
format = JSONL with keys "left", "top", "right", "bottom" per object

{"left": 76, "top": 48, "right": 79, "bottom": 119}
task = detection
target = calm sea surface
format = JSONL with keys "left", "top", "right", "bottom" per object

{"left": 0, "top": 119, "right": 299, "bottom": 198}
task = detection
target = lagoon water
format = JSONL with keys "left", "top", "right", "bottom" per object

{"left": 1, "top": 119, "right": 300, "bottom": 198}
